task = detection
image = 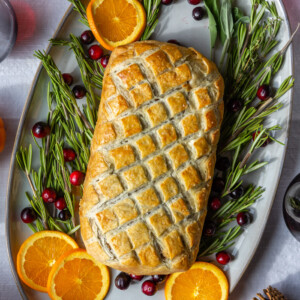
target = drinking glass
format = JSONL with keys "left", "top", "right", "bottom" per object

{"left": 0, "top": 0, "right": 17, "bottom": 62}
{"left": 283, "top": 174, "right": 300, "bottom": 242}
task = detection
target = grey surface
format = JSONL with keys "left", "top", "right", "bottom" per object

{"left": 0, "top": 0, "right": 299, "bottom": 299}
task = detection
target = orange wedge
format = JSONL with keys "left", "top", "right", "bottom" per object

{"left": 17, "top": 231, "right": 78, "bottom": 292}
{"left": 165, "top": 262, "right": 229, "bottom": 300}
{"left": 47, "top": 249, "right": 110, "bottom": 300}
{"left": 86, "top": 0, "right": 146, "bottom": 50}
{"left": 0, "top": 117, "right": 6, "bottom": 152}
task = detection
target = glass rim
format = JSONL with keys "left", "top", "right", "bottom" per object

{"left": 0, "top": 0, "right": 18, "bottom": 63}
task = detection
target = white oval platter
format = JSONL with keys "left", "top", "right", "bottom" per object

{"left": 6, "top": 0, "right": 293, "bottom": 299}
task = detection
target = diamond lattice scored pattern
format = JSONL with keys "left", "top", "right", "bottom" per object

{"left": 80, "top": 40, "right": 224, "bottom": 275}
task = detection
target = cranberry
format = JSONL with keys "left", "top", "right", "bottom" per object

{"left": 142, "top": 280, "right": 157, "bottom": 296}
{"left": 252, "top": 131, "right": 260, "bottom": 141}
{"left": 115, "top": 272, "right": 131, "bottom": 290}
{"left": 80, "top": 30, "right": 94, "bottom": 44}
{"left": 100, "top": 55, "right": 110, "bottom": 68}
{"left": 188, "top": 0, "right": 202, "bottom": 4}
{"left": 58, "top": 210, "right": 71, "bottom": 221}
{"left": 21, "top": 207, "right": 37, "bottom": 223}
{"left": 210, "top": 197, "right": 221, "bottom": 211}
{"left": 167, "top": 39, "right": 181, "bottom": 45}
{"left": 237, "top": 212, "right": 251, "bottom": 226}
{"left": 212, "top": 178, "right": 225, "bottom": 194}
{"left": 63, "top": 148, "right": 76, "bottom": 162}
{"left": 257, "top": 84, "right": 270, "bottom": 101}
{"left": 130, "top": 274, "right": 144, "bottom": 281}
{"left": 261, "top": 138, "right": 271, "bottom": 147}
{"left": 203, "top": 221, "right": 216, "bottom": 236}
{"left": 55, "top": 197, "right": 67, "bottom": 210}
{"left": 88, "top": 45, "right": 103, "bottom": 60}
{"left": 62, "top": 73, "right": 73, "bottom": 86}
{"left": 151, "top": 274, "right": 167, "bottom": 283}
{"left": 229, "top": 99, "right": 242, "bottom": 112}
{"left": 42, "top": 188, "right": 57, "bottom": 203}
{"left": 216, "top": 251, "right": 231, "bottom": 265}
{"left": 72, "top": 85, "right": 86, "bottom": 99}
{"left": 32, "top": 122, "right": 51, "bottom": 138}
{"left": 230, "top": 186, "right": 244, "bottom": 199}
{"left": 252, "top": 131, "right": 271, "bottom": 147}
{"left": 192, "top": 7, "right": 205, "bottom": 20}
{"left": 70, "top": 171, "right": 85, "bottom": 186}
{"left": 216, "top": 156, "right": 230, "bottom": 171}
{"left": 162, "top": 0, "right": 173, "bottom": 5}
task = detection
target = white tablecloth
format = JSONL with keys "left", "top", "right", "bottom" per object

{"left": 0, "top": 0, "right": 299, "bottom": 299}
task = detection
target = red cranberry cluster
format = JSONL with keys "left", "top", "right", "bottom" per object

{"left": 21, "top": 168, "right": 85, "bottom": 223}
{"left": 63, "top": 30, "right": 110, "bottom": 100}
{"left": 80, "top": 30, "right": 109, "bottom": 67}
{"left": 61, "top": 70, "right": 86, "bottom": 100}
{"left": 23, "top": 123, "right": 85, "bottom": 224}
{"left": 229, "top": 84, "right": 271, "bottom": 113}
{"left": 114, "top": 272, "right": 167, "bottom": 296}
{"left": 208, "top": 149, "right": 254, "bottom": 266}
{"left": 41, "top": 188, "right": 69, "bottom": 221}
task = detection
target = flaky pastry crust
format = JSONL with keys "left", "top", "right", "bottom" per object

{"left": 80, "top": 40, "right": 224, "bottom": 275}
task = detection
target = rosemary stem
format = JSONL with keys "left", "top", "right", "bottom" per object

{"left": 62, "top": 103, "right": 69, "bottom": 121}
{"left": 71, "top": 217, "right": 78, "bottom": 241}
{"left": 240, "top": 151, "right": 252, "bottom": 169}
{"left": 43, "top": 113, "right": 52, "bottom": 188}
{"left": 280, "top": 23, "right": 300, "bottom": 55}
{"left": 25, "top": 172, "right": 37, "bottom": 198}
{"left": 43, "top": 220, "right": 49, "bottom": 230}
{"left": 74, "top": 105, "right": 93, "bottom": 131}
{"left": 239, "top": 24, "right": 251, "bottom": 60}
{"left": 61, "top": 166, "right": 71, "bottom": 194}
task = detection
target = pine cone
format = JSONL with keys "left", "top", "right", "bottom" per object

{"left": 253, "top": 286, "right": 287, "bottom": 300}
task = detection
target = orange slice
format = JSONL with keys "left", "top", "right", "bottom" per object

{"left": 165, "top": 262, "right": 229, "bottom": 300}
{"left": 86, "top": 0, "right": 146, "bottom": 50}
{"left": 17, "top": 231, "right": 78, "bottom": 292}
{"left": 47, "top": 249, "right": 110, "bottom": 300}
{"left": 0, "top": 117, "right": 6, "bottom": 152}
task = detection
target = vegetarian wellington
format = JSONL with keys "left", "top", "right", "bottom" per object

{"left": 80, "top": 40, "right": 224, "bottom": 274}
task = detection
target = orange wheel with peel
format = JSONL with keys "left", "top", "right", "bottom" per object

{"left": 86, "top": 0, "right": 146, "bottom": 50}
{"left": 165, "top": 262, "right": 229, "bottom": 300}
{"left": 17, "top": 231, "right": 79, "bottom": 292}
{"left": 47, "top": 248, "right": 110, "bottom": 300}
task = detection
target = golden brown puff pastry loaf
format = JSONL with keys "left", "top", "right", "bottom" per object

{"left": 80, "top": 40, "right": 224, "bottom": 275}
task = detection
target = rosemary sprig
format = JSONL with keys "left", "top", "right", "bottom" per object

{"left": 216, "top": 186, "right": 264, "bottom": 224}
{"left": 198, "top": 0, "right": 296, "bottom": 255}
{"left": 16, "top": 47, "right": 101, "bottom": 236}
{"left": 34, "top": 50, "right": 93, "bottom": 134}
{"left": 198, "top": 226, "right": 242, "bottom": 257}
{"left": 50, "top": 34, "right": 104, "bottom": 128}
{"left": 67, "top": 0, "right": 89, "bottom": 27}
{"left": 16, "top": 145, "right": 67, "bottom": 232}
{"left": 16, "top": 145, "right": 47, "bottom": 229}
{"left": 141, "top": 0, "right": 162, "bottom": 40}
